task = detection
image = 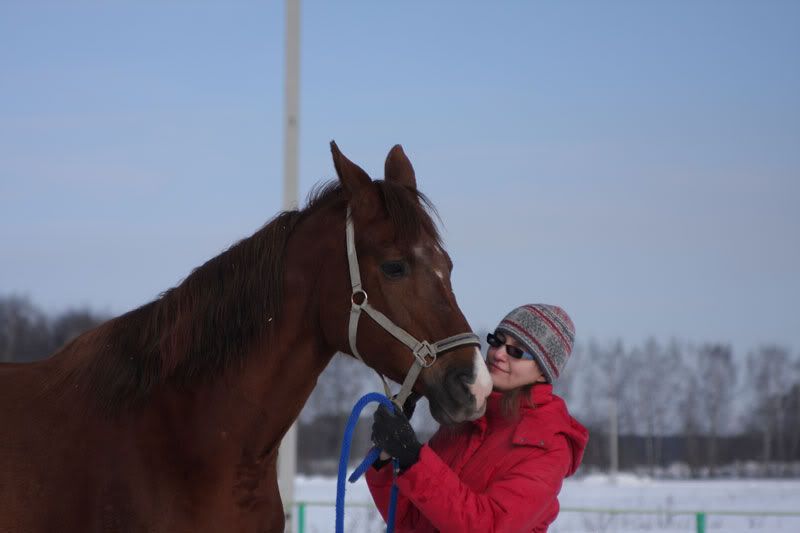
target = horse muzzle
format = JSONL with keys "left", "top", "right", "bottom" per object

{"left": 425, "top": 347, "right": 492, "bottom": 425}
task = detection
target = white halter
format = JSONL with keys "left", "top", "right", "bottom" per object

{"left": 345, "top": 206, "right": 480, "bottom": 409}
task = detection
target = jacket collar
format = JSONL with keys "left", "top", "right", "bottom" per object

{"left": 470, "top": 385, "right": 589, "bottom": 476}
{"left": 530, "top": 383, "right": 554, "bottom": 406}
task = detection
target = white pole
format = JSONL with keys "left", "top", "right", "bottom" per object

{"left": 282, "top": 0, "right": 300, "bottom": 212}
{"left": 278, "top": 0, "right": 300, "bottom": 531}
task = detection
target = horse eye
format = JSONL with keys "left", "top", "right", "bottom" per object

{"left": 380, "top": 261, "right": 408, "bottom": 279}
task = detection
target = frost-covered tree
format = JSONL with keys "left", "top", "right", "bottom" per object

{"left": 50, "top": 308, "right": 107, "bottom": 351}
{"left": 629, "top": 338, "right": 686, "bottom": 473}
{"left": 696, "top": 343, "right": 737, "bottom": 474}
{"left": 747, "top": 346, "right": 799, "bottom": 463}
{"left": 0, "top": 295, "right": 51, "bottom": 362}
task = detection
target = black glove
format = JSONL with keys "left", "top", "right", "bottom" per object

{"left": 372, "top": 392, "right": 421, "bottom": 471}
{"left": 371, "top": 404, "right": 422, "bottom": 471}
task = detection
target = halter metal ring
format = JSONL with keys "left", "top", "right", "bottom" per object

{"left": 351, "top": 290, "right": 368, "bottom": 308}
{"left": 413, "top": 341, "right": 437, "bottom": 368}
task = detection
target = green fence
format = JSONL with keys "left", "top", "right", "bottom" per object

{"left": 292, "top": 502, "right": 800, "bottom": 533}
{"left": 559, "top": 507, "right": 800, "bottom": 533}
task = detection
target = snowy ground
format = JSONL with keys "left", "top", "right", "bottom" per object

{"left": 294, "top": 474, "right": 800, "bottom": 532}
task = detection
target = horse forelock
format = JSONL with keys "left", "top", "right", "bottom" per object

{"left": 377, "top": 180, "right": 442, "bottom": 249}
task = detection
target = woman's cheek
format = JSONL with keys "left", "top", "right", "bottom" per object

{"left": 491, "top": 373, "right": 505, "bottom": 387}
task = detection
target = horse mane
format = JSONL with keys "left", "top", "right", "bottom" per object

{"left": 66, "top": 179, "right": 441, "bottom": 411}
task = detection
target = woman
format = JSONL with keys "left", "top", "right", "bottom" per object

{"left": 366, "top": 304, "right": 588, "bottom": 533}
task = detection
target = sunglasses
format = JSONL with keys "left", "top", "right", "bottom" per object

{"left": 486, "top": 332, "right": 535, "bottom": 361}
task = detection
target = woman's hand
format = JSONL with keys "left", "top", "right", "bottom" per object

{"left": 371, "top": 404, "right": 422, "bottom": 471}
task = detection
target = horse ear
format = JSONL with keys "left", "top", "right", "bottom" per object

{"left": 331, "top": 141, "right": 372, "bottom": 197}
{"left": 384, "top": 144, "right": 417, "bottom": 190}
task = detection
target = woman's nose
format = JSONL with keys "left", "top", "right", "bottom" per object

{"left": 493, "top": 346, "right": 508, "bottom": 362}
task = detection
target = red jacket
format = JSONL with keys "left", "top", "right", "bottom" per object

{"left": 366, "top": 384, "right": 588, "bottom": 533}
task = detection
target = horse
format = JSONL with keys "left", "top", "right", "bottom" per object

{"left": 0, "top": 142, "right": 492, "bottom": 532}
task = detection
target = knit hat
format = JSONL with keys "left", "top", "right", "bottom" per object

{"left": 494, "top": 304, "right": 575, "bottom": 383}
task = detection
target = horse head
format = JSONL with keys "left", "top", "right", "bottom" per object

{"left": 318, "top": 142, "right": 492, "bottom": 425}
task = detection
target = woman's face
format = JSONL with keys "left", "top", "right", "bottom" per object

{"left": 486, "top": 331, "right": 547, "bottom": 391}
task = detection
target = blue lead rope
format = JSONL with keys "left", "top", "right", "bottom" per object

{"left": 336, "top": 392, "right": 401, "bottom": 533}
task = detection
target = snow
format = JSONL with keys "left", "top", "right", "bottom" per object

{"left": 294, "top": 475, "right": 800, "bottom": 532}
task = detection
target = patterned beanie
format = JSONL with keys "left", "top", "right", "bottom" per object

{"left": 494, "top": 304, "right": 575, "bottom": 383}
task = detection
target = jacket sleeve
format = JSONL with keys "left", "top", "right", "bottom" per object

{"left": 365, "top": 460, "right": 424, "bottom": 531}
{"left": 365, "top": 426, "right": 452, "bottom": 531}
{"left": 393, "top": 440, "right": 571, "bottom": 533}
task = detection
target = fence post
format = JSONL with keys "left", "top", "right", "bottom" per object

{"left": 297, "top": 503, "right": 305, "bottom": 533}
{"left": 695, "top": 512, "right": 706, "bottom": 533}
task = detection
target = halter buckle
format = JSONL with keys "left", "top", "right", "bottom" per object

{"left": 413, "top": 341, "right": 437, "bottom": 368}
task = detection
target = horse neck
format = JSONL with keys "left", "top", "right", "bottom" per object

{"left": 148, "top": 208, "right": 342, "bottom": 467}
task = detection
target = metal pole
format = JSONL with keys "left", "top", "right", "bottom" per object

{"left": 278, "top": 0, "right": 300, "bottom": 531}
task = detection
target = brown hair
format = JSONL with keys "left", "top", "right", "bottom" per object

{"left": 500, "top": 384, "right": 536, "bottom": 420}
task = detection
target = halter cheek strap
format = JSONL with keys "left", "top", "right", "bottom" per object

{"left": 345, "top": 206, "right": 480, "bottom": 410}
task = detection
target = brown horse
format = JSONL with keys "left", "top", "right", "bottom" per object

{"left": 0, "top": 143, "right": 492, "bottom": 532}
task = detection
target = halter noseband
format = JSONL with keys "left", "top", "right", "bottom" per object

{"left": 345, "top": 206, "right": 480, "bottom": 409}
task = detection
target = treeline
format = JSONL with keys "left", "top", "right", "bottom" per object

{"left": 3, "top": 295, "right": 799, "bottom": 478}
{"left": 558, "top": 339, "right": 800, "bottom": 477}
{"left": 299, "top": 332, "right": 800, "bottom": 478}
{"left": 0, "top": 295, "right": 108, "bottom": 363}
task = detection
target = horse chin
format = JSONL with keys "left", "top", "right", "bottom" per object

{"left": 429, "top": 401, "right": 460, "bottom": 426}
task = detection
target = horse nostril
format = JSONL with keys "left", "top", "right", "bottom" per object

{"left": 446, "top": 368, "right": 473, "bottom": 400}
{"left": 459, "top": 373, "right": 476, "bottom": 391}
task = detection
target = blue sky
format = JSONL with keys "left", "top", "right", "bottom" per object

{"left": 1, "top": 1, "right": 798, "bottom": 355}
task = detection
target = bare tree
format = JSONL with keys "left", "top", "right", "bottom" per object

{"left": 680, "top": 371, "right": 704, "bottom": 477}
{"left": 50, "top": 308, "right": 107, "bottom": 352}
{"left": 629, "top": 338, "right": 686, "bottom": 474}
{"left": 580, "top": 339, "right": 635, "bottom": 473}
{"left": 0, "top": 295, "right": 51, "bottom": 362}
{"left": 747, "top": 345, "right": 795, "bottom": 463}
{"left": 297, "top": 352, "right": 382, "bottom": 471}
{"left": 301, "top": 352, "right": 378, "bottom": 423}
{"left": 662, "top": 340, "right": 689, "bottom": 435}
{"left": 554, "top": 341, "right": 583, "bottom": 408}
{"left": 786, "top": 357, "right": 800, "bottom": 461}
{"left": 696, "top": 343, "right": 737, "bottom": 475}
